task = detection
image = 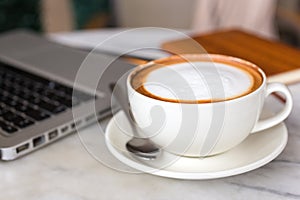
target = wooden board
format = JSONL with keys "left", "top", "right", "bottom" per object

{"left": 162, "top": 29, "right": 300, "bottom": 84}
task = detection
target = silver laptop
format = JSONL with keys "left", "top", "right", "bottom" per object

{"left": 0, "top": 30, "right": 135, "bottom": 160}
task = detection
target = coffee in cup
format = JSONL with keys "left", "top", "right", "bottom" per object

{"left": 131, "top": 55, "right": 263, "bottom": 103}
{"left": 127, "top": 54, "right": 292, "bottom": 157}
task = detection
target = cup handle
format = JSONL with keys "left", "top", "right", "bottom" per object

{"left": 250, "top": 83, "right": 293, "bottom": 134}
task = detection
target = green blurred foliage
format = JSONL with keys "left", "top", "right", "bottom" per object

{"left": 0, "top": 0, "right": 109, "bottom": 33}
{"left": 0, "top": 0, "right": 41, "bottom": 32}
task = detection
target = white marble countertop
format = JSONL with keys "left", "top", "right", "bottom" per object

{"left": 1, "top": 29, "right": 300, "bottom": 199}
{"left": 0, "top": 84, "right": 299, "bottom": 200}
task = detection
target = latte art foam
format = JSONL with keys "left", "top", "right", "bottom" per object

{"left": 144, "top": 62, "right": 253, "bottom": 101}
{"left": 131, "top": 56, "right": 263, "bottom": 103}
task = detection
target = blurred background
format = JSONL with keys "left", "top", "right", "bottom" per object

{"left": 0, "top": 0, "right": 299, "bottom": 47}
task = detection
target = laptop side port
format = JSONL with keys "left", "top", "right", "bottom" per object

{"left": 61, "top": 126, "right": 69, "bottom": 134}
{"left": 48, "top": 129, "right": 58, "bottom": 140}
{"left": 71, "top": 122, "right": 76, "bottom": 129}
{"left": 16, "top": 143, "right": 30, "bottom": 154}
{"left": 33, "top": 135, "right": 45, "bottom": 147}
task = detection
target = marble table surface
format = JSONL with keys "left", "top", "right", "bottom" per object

{"left": 0, "top": 82, "right": 299, "bottom": 200}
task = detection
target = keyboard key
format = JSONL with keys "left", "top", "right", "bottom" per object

{"left": 3, "top": 96, "right": 19, "bottom": 107}
{"left": 14, "top": 101, "right": 30, "bottom": 113}
{"left": 54, "top": 96, "right": 79, "bottom": 108}
{"left": 21, "top": 92, "right": 37, "bottom": 101}
{"left": 25, "top": 108, "right": 50, "bottom": 121}
{"left": 52, "top": 105, "right": 66, "bottom": 113}
{"left": 0, "top": 120, "right": 18, "bottom": 133}
{"left": 0, "top": 105, "right": 9, "bottom": 116}
{"left": 13, "top": 118, "right": 34, "bottom": 128}
{"left": 36, "top": 99, "right": 66, "bottom": 113}
{"left": 40, "top": 89, "right": 61, "bottom": 99}
{"left": 2, "top": 111, "right": 20, "bottom": 122}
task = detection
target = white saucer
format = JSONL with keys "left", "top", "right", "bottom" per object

{"left": 105, "top": 111, "right": 288, "bottom": 180}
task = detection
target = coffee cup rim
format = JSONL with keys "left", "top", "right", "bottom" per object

{"left": 127, "top": 54, "right": 266, "bottom": 104}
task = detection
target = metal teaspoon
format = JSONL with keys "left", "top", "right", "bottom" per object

{"left": 110, "top": 83, "right": 160, "bottom": 160}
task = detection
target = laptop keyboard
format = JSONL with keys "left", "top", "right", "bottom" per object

{"left": 0, "top": 62, "right": 94, "bottom": 134}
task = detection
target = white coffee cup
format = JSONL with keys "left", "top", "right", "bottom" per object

{"left": 127, "top": 54, "right": 293, "bottom": 157}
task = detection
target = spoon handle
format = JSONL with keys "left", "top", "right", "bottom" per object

{"left": 110, "top": 81, "right": 160, "bottom": 159}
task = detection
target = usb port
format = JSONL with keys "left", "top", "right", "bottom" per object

{"left": 33, "top": 135, "right": 45, "bottom": 147}
{"left": 71, "top": 120, "right": 82, "bottom": 129}
{"left": 16, "top": 143, "right": 29, "bottom": 153}
{"left": 48, "top": 129, "right": 58, "bottom": 140}
{"left": 71, "top": 122, "right": 76, "bottom": 129}
{"left": 61, "top": 126, "right": 69, "bottom": 134}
